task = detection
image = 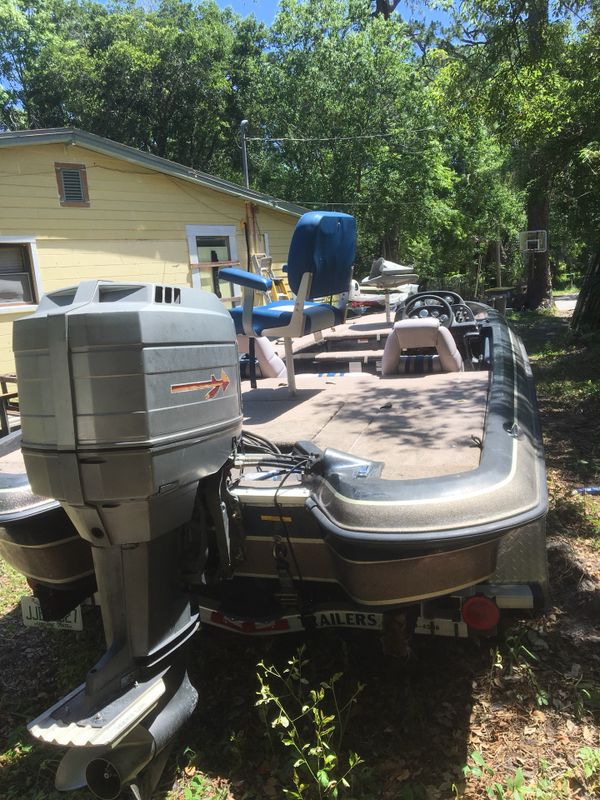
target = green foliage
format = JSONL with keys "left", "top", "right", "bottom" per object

{"left": 255, "top": 644, "right": 364, "bottom": 798}
{"left": 461, "top": 747, "right": 600, "bottom": 799}
{"left": 183, "top": 771, "right": 229, "bottom": 800}
{"left": 0, "top": 0, "right": 248, "bottom": 175}
{"left": 0, "top": 0, "right": 599, "bottom": 294}
{"left": 249, "top": 0, "right": 443, "bottom": 274}
{"left": 498, "top": 630, "right": 549, "bottom": 708}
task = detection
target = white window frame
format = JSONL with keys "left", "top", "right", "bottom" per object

{"left": 186, "top": 224, "right": 239, "bottom": 291}
{"left": 0, "top": 236, "right": 43, "bottom": 315}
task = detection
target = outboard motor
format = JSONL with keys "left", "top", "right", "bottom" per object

{"left": 13, "top": 281, "right": 242, "bottom": 798}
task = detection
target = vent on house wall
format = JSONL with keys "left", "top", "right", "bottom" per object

{"left": 61, "top": 170, "right": 84, "bottom": 201}
{"left": 55, "top": 163, "right": 90, "bottom": 206}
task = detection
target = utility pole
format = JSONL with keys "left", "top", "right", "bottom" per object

{"left": 240, "top": 119, "right": 258, "bottom": 267}
{"left": 240, "top": 119, "right": 249, "bottom": 189}
{"left": 496, "top": 239, "right": 502, "bottom": 287}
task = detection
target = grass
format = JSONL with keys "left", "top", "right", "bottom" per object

{"left": 0, "top": 560, "right": 27, "bottom": 614}
{"left": 549, "top": 491, "right": 600, "bottom": 549}
{"left": 0, "top": 561, "right": 102, "bottom": 800}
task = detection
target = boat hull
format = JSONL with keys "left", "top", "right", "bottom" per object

{"left": 235, "top": 531, "right": 499, "bottom": 607}
{"left": 0, "top": 431, "right": 94, "bottom": 593}
{"left": 227, "top": 487, "right": 548, "bottom": 607}
{"left": 0, "top": 505, "right": 93, "bottom": 587}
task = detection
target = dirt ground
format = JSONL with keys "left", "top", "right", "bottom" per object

{"left": 0, "top": 306, "right": 598, "bottom": 800}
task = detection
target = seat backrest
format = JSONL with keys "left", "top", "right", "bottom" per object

{"left": 286, "top": 212, "right": 356, "bottom": 299}
{"left": 382, "top": 318, "right": 463, "bottom": 375}
{"left": 368, "top": 256, "right": 414, "bottom": 280}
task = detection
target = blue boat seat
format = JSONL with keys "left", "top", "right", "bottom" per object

{"left": 228, "top": 299, "right": 345, "bottom": 337}
{"left": 220, "top": 211, "right": 356, "bottom": 393}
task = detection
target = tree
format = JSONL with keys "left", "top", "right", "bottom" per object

{"left": 0, "top": 0, "right": 247, "bottom": 174}
{"left": 0, "top": 0, "right": 91, "bottom": 129}
{"left": 428, "top": 48, "right": 525, "bottom": 293}
{"left": 243, "top": 0, "right": 466, "bottom": 274}
{"left": 572, "top": 250, "right": 600, "bottom": 332}
{"left": 441, "top": 0, "right": 594, "bottom": 307}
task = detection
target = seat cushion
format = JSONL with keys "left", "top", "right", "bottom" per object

{"left": 230, "top": 300, "right": 345, "bottom": 336}
{"left": 397, "top": 355, "right": 444, "bottom": 374}
{"left": 381, "top": 318, "right": 463, "bottom": 374}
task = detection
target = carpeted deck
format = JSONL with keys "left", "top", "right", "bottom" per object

{"left": 241, "top": 370, "right": 489, "bottom": 480}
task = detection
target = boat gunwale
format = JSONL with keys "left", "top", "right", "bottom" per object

{"left": 296, "top": 312, "right": 547, "bottom": 538}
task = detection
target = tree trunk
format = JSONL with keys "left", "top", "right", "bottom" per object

{"left": 374, "top": 1, "right": 400, "bottom": 20}
{"left": 522, "top": 1, "right": 553, "bottom": 309}
{"left": 524, "top": 184, "right": 553, "bottom": 308}
{"left": 572, "top": 249, "right": 600, "bottom": 333}
{"left": 527, "top": 0, "right": 549, "bottom": 58}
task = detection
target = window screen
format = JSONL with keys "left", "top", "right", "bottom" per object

{"left": 196, "top": 236, "right": 231, "bottom": 264}
{"left": 0, "top": 245, "right": 35, "bottom": 304}
{"left": 196, "top": 236, "right": 235, "bottom": 298}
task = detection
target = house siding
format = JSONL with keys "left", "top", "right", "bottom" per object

{"left": 0, "top": 142, "right": 298, "bottom": 373}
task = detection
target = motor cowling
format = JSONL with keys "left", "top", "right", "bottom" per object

{"left": 14, "top": 279, "right": 242, "bottom": 545}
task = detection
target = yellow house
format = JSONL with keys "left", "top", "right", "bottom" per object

{"left": 0, "top": 128, "right": 304, "bottom": 374}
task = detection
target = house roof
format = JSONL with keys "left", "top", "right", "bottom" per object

{"left": 0, "top": 127, "right": 305, "bottom": 217}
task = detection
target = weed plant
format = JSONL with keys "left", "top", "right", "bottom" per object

{"left": 256, "top": 644, "right": 364, "bottom": 798}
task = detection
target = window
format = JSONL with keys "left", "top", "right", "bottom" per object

{"left": 55, "top": 163, "right": 90, "bottom": 207}
{"left": 0, "top": 239, "right": 42, "bottom": 310}
{"left": 195, "top": 234, "right": 235, "bottom": 300}
{"left": 186, "top": 225, "right": 240, "bottom": 306}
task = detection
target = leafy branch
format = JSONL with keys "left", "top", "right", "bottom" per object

{"left": 256, "top": 645, "right": 365, "bottom": 799}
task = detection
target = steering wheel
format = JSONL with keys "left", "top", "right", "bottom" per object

{"left": 451, "top": 303, "right": 476, "bottom": 323}
{"left": 402, "top": 294, "right": 454, "bottom": 327}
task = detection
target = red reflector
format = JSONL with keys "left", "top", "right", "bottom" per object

{"left": 461, "top": 595, "right": 500, "bottom": 631}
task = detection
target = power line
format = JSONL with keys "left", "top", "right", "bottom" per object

{"left": 245, "top": 128, "right": 433, "bottom": 143}
{"left": 247, "top": 133, "right": 394, "bottom": 142}
{"left": 292, "top": 199, "right": 425, "bottom": 206}
{"left": 293, "top": 201, "right": 372, "bottom": 206}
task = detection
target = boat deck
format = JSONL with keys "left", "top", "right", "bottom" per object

{"left": 275, "top": 311, "right": 393, "bottom": 355}
{"left": 241, "top": 370, "right": 489, "bottom": 480}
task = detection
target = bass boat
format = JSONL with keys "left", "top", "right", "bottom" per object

{"left": 0, "top": 212, "right": 548, "bottom": 799}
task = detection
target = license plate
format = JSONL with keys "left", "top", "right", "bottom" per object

{"left": 21, "top": 595, "right": 83, "bottom": 631}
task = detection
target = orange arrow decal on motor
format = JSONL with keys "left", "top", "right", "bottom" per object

{"left": 171, "top": 369, "right": 231, "bottom": 399}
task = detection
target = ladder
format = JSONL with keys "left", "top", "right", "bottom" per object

{"left": 252, "top": 254, "right": 290, "bottom": 302}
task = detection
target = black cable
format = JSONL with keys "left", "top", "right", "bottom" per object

{"left": 241, "top": 429, "right": 282, "bottom": 455}
{"left": 243, "top": 458, "right": 306, "bottom": 471}
{"left": 273, "top": 458, "right": 310, "bottom": 589}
